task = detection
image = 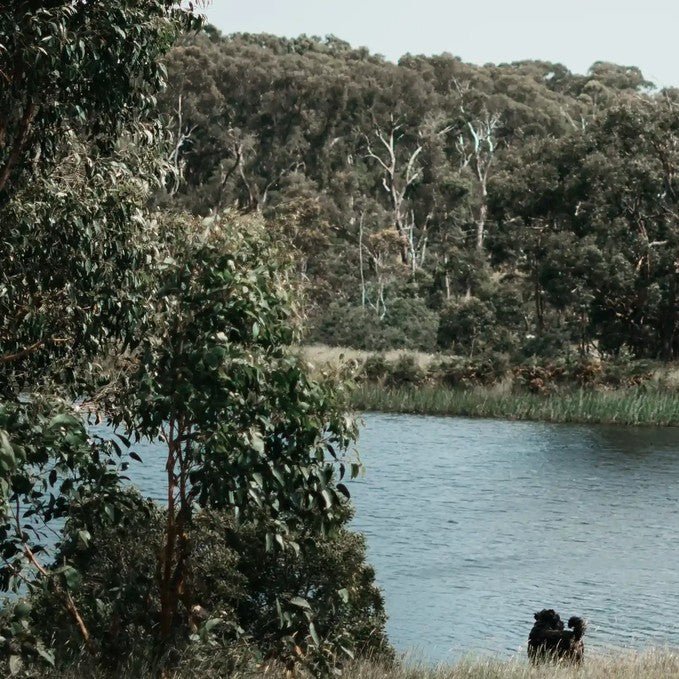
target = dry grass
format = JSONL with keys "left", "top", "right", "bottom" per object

{"left": 298, "top": 344, "right": 440, "bottom": 373}
{"left": 653, "top": 364, "right": 679, "bottom": 389}
{"left": 336, "top": 652, "right": 679, "bottom": 679}
{"left": 29, "top": 649, "right": 679, "bottom": 678}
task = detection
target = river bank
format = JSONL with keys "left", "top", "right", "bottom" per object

{"left": 351, "top": 384, "right": 679, "bottom": 426}
{"left": 300, "top": 345, "right": 679, "bottom": 427}
{"left": 38, "top": 650, "right": 679, "bottom": 678}
{"left": 341, "top": 653, "right": 679, "bottom": 679}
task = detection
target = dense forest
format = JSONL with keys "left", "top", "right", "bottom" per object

{"left": 160, "top": 28, "right": 679, "bottom": 361}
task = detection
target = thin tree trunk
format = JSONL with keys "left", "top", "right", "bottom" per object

{"left": 358, "top": 213, "right": 367, "bottom": 308}
{"left": 663, "top": 271, "right": 677, "bottom": 360}
{"left": 534, "top": 263, "right": 544, "bottom": 335}
{"left": 475, "top": 183, "right": 488, "bottom": 252}
{"left": 444, "top": 254, "right": 451, "bottom": 301}
{"left": 160, "top": 419, "right": 178, "bottom": 639}
{"left": 0, "top": 100, "right": 37, "bottom": 194}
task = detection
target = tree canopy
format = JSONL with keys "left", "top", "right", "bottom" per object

{"left": 0, "top": 6, "right": 387, "bottom": 677}
{"left": 160, "top": 29, "right": 679, "bottom": 360}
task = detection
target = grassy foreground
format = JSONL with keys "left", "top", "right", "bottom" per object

{"left": 340, "top": 653, "right": 679, "bottom": 679}
{"left": 352, "top": 384, "right": 679, "bottom": 426}
{"left": 38, "top": 651, "right": 679, "bottom": 678}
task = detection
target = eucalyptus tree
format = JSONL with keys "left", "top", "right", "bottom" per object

{"left": 0, "top": 0, "right": 202, "bottom": 660}
{"left": 577, "top": 96, "right": 679, "bottom": 358}
{"left": 105, "top": 212, "right": 359, "bottom": 643}
{"left": 0, "top": 11, "right": 383, "bottom": 676}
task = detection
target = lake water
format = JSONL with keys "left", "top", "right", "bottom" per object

{"left": 112, "top": 414, "right": 679, "bottom": 662}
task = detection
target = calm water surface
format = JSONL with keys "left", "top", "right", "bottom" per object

{"left": 119, "top": 414, "right": 679, "bottom": 662}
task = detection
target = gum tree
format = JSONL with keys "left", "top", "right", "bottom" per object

{"left": 0, "top": 5, "right": 367, "bottom": 672}
{"left": 0, "top": 0, "right": 202, "bottom": 660}
{"left": 105, "top": 212, "right": 359, "bottom": 645}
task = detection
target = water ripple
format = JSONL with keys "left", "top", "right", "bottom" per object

{"left": 350, "top": 414, "right": 679, "bottom": 662}
{"left": 96, "top": 415, "right": 679, "bottom": 663}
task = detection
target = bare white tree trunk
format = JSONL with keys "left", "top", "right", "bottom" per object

{"left": 167, "top": 95, "right": 196, "bottom": 196}
{"left": 456, "top": 113, "right": 500, "bottom": 253}
{"left": 443, "top": 254, "right": 451, "bottom": 301}
{"left": 365, "top": 119, "right": 423, "bottom": 269}
{"left": 358, "top": 212, "right": 367, "bottom": 308}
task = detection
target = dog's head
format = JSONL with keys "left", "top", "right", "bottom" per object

{"left": 533, "top": 609, "right": 563, "bottom": 630}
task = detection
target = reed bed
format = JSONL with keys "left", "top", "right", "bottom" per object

{"left": 351, "top": 384, "right": 679, "bottom": 426}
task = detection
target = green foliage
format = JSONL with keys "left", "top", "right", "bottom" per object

{"left": 431, "top": 354, "right": 510, "bottom": 388}
{"left": 385, "top": 356, "right": 427, "bottom": 389}
{"left": 358, "top": 349, "right": 654, "bottom": 395}
{"left": 81, "top": 210, "right": 363, "bottom": 663}
{"left": 1, "top": 7, "right": 386, "bottom": 678}
{"left": 0, "top": 399, "right": 133, "bottom": 594}
{"left": 0, "top": 1, "right": 202, "bottom": 390}
{"left": 22, "top": 492, "right": 162, "bottom": 666}
{"left": 26, "top": 491, "right": 390, "bottom": 676}
{"left": 0, "top": 2, "right": 205, "bottom": 666}
{"left": 160, "top": 30, "right": 679, "bottom": 361}
{"left": 114, "top": 210, "right": 358, "bottom": 535}
{"left": 1, "top": 207, "right": 383, "bottom": 673}
{"left": 312, "top": 299, "right": 438, "bottom": 352}
{"left": 362, "top": 355, "right": 390, "bottom": 384}
{"left": 512, "top": 357, "right": 655, "bottom": 395}
{"left": 352, "top": 383, "right": 679, "bottom": 427}
{"left": 437, "top": 298, "right": 496, "bottom": 356}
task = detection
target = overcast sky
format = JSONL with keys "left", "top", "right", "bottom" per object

{"left": 203, "top": 1, "right": 678, "bottom": 87}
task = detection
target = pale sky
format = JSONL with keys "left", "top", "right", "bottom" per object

{"left": 203, "top": 1, "right": 679, "bottom": 88}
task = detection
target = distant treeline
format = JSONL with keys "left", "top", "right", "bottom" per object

{"left": 160, "top": 28, "right": 679, "bottom": 360}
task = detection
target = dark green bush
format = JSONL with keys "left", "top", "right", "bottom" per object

{"left": 21, "top": 491, "right": 391, "bottom": 676}
{"left": 431, "top": 354, "right": 510, "bottom": 388}
{"left": 512, "top": 356, "right": 655, "bottom": 394}
{"left": 437, "top": 297, "right": 496, "bottom": 356}
{"left": 310, "top": 299, "right": 438, "bottom": 352}
{"left": 513, "top": 360, "right": 565, "bottom": 394}
{"left": 519, "top": 329, "right": 571, "bottom": 359}
{"left": 362, "top": 354, "right": 390, "bottom": 383}
{"left": 385, "top": 355, "right": 426, "bottom": 388}
{"left": 384, "top": 297, "right": 438, "bottom": 352}
{"left": 599, "top": 357, "right": 654, "bottom": 388}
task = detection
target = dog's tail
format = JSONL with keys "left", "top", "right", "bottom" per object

{"left": 568, "top": 616, "right": 587, "bottom": 641}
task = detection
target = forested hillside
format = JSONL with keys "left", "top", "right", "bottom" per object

{"left": 160, "top": 28, "right": 679, "bottom": 361}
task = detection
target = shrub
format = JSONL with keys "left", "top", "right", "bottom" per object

{"left": 431, "top": 354, "right": 510, "bottom": 388}
{"left": 437, "top": 297, "right": 496, "bottom": 356}
{"left": 310, "top": 299, "right": 438, "bottom": 352}
{"left": 512, "top": 360, "right": 566, "bottom": 395}
{"left": 383, "top": 297, "right": 438, "bottom": 352}
{"left": 519, "top": 329, "right": 571, "bottom": 359}
{"left": 385, "top": 355, "right": 426, "bottom": 388}
{"left": 600, "top": 357, "right": 654, "bottom": 388}
{"left": 22, "top": 491, "right": 391, "bottom": 676}
{"left": 362, "top": 354, "right": 390, "bottom": 384}
{"left": 511, "top": 357, "right": 655, "bottom": 394}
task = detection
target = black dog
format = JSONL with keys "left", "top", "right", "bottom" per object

{"left": 527, "top": 609, "right": 587, "bottom": 664}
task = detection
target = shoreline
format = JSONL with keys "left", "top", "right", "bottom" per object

{"left": 336, "top": 652, "right": 679, "bottom": 678}
{"left": 42, "top": 649, "right": 679, "bottom": 678}
{"left": 351, "top": 384, "right": 679, "bottom": 427}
